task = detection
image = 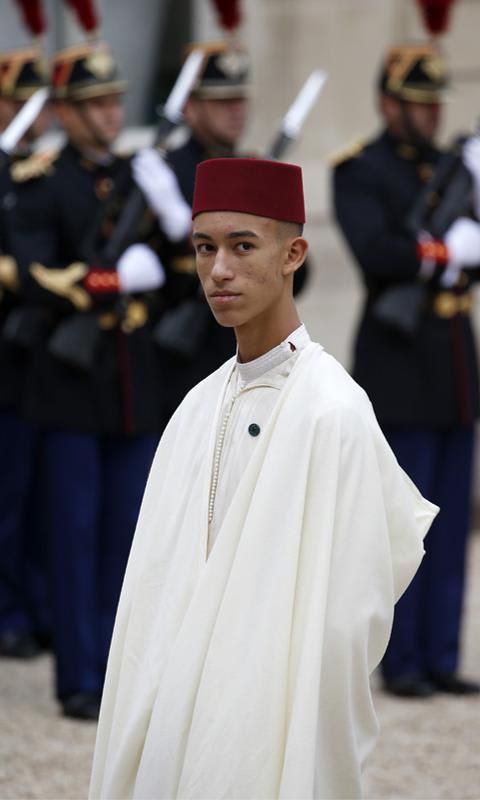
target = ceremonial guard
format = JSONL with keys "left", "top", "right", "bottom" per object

{"left": 0, "top": 46, "right": 51, "bottom": 658}
{"left": 9, "top": 42, "right": 190, "bottom": 719}
{"left": 332, "top": 43, "right": 480, "bottom": 697}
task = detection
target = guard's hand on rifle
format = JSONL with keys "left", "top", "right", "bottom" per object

{"left": 463, "top": 136, "right": 480, "bottom": 220}
{"left": 117, "top": 243, "right": 166, "bottom": 293}
{"left": 132, "top": 148, "right": 192, "bottom": 243}
{"left": 441, "top": 217, "right": 480, "bottom": 287}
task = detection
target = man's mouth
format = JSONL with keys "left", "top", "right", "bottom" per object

{"left": 209, "top": 290, "right": 241, "bottom": 306}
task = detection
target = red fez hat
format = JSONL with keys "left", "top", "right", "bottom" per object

{"left": 192, "top": 158, "right": 305, "bottom": 224}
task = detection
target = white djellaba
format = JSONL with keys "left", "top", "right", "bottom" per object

{"left": 90, "top": 342, "right": 438, "bottom": 800}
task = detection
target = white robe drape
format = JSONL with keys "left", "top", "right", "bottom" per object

{"left": 90, "top": 343, "right": 438, "bottom": 800}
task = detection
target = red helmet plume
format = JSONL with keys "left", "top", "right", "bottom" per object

{"left": 415, "top": 0, "right": 457, "bottom": 35}
{"left": 13, "top": 0, "right": 46, "bottom": 36}
{"left": 209, "top": 0, "right": 241, "bottom": 31}
{"left": 63, "top": 0, "right": 99, "bottom": 34}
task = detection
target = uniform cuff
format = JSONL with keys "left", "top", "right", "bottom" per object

{"left": 83, "top": 268, "right": 120, "bottom": 294}
{"left": 417, "top": 239, "right": 449, "bottom": 280}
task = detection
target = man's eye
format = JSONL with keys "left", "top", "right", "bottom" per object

{"left": 196, "top": 243, "right": 214, "bottom": 255}
{"left": 237, "top": 242, "right": 253, "bottom": 252}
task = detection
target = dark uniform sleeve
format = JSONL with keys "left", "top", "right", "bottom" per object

{"left": 9, "top": 172, "right": 79, "bottom": 313}
{"left": 333, "top": 155, "right": 421, "bottom": 282}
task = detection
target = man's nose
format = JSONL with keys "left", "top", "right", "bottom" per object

{"left": 211, "top": 248, "right": 234, "bottom": 280}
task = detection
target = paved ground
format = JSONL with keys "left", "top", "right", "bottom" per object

{"left": 363, "top": 531, "right": 480, "bottom": 800}
{"left": 1, "top": 532, "right": 479, "bottom": 800}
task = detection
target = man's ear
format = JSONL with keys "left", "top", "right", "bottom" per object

{"left": 282, "top": 237, "right": 308, "bottom": 276}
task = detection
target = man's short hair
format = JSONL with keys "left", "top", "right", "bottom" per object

{"left": 278, "top": 221, "right": 304, "bottom": 238}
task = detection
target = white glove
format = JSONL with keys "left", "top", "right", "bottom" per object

{"left": 441, "top": 217, "right": 480, "bottom": 287}
{"left": 463, "top": 136, "right": 480, "bottom": 220}
{"left": 117, "top": 243, "right": 166, "bottom": 293}
{"left": 444, "top": 217, "right": 480, "bottom": 266}
{"left": 132, "top": 148, "right": 192, "bottom": 242}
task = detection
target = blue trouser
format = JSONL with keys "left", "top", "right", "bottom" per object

{"left": 0, "top": 411, "right": 47, "bottom": 635}
{"left": 382, "top": 426, "right": 474, "bottom": 679}
{"left": 43, "top": 430, "right": 158, "bottom": 699}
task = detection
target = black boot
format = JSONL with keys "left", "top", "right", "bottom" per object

{"left": 62, "top": 692, "right": 101, "bottom": 721}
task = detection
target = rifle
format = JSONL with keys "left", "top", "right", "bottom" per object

{"left": 268, "top": 71, "right": 326, "bottom": 293}
{"left": 102, "top": 48, "right": 204, "bottom": 266}
{"left": 406, "top": 135, "right": 473, "bottom": 239}
{"left": 48, "top": 50, "right": 204, "bottom": 371}
{"left": 372, "top": 134, "right": 475, "bottom": 337}
{"left": 266, "top": 70, "right": 327, "bottom": 160}
{"left": 0, "top": 87, "right": 49, "bottom": 169}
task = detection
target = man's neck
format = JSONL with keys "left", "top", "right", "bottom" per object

{"left": 68, "top": 138, "right": 113, "bottom": 165}
{"left": 386, "top": 123, "right": 434, "bottom": 153}
{"left": 236, "top": 308, "right": 301, "bottom": 364}
{"left": 193, "top": 131, "right": 236, "bottom": 160}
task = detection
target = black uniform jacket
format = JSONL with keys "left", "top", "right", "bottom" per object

{"left": 333, "top": 129, "right": 479, "bottom": 427}
{"left": 163, "top": 134, "right": 310, "bottom": 418}
{"left": 0, "top": 153, "right": 34, "bottom": 411}
{"left": 8, "top": 142, "right": 179, "bottom": 435}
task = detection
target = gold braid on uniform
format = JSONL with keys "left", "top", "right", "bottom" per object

{"left": 30, "top": 262, "right": 92, "bottom": 310}
{"left": 328, "top": 138, "right": 366, "bottom": 167}
{"left": 0, "top": 255, "right": 19, "bottom": 291}
{"left": 10, "top": 151, "right": 59, "bottom": 183}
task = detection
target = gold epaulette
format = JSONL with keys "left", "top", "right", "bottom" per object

{"left": 328, "top": 137, "right": 367, "bottom": 167}
{"left": 10, "top": 150, "right": 59, "bottom": 183}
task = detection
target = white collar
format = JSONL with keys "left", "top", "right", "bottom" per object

{"left": 235, "top": 324, "right": 310, "bottom": 386}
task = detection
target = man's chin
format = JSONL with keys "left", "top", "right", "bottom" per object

{"left": 98, "top": 129, "right": 120, "bottom": 147}
{"left": 208, "top": 306, "right": 239, "bottom": 328}
{"left": 211, "top": 312, "right": 237, "bottom": 328}
{"left": 407, "top": 129, "right": 437, "bottom": 149}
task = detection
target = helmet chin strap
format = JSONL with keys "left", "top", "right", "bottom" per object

{"left": 73, "top": 100, "right": 112, "bottom": 153}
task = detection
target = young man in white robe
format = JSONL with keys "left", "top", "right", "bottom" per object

{"left": 89, "top": 157, "right": 438, "bottom": 800}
